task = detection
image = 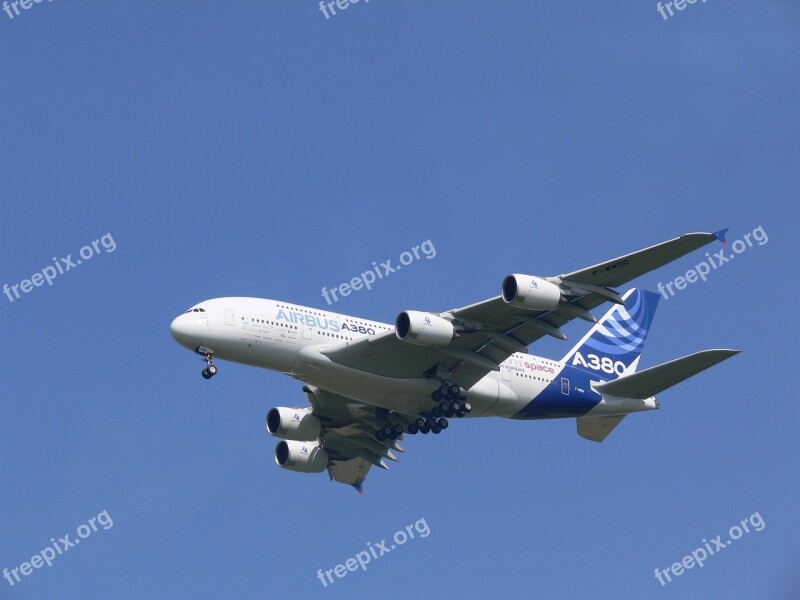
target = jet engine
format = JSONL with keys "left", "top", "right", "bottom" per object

{"left": 266, "top": 407, "right": 321, "bottom": 441}
{"left": 501, "top": 275, "right": 562, "bottom": 310}
{"left": 274, "top": 440, "right": 329, "bottom": 473}
{"left": 395, "top": 311, "right": 455, "bottom": 346}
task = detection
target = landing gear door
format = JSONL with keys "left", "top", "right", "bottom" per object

{"left": 224, "top": 310, "right": 235, "bottom": 326}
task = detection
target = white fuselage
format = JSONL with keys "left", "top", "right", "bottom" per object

{"left": 169, "top": 297, "right": 655, "bottom": 420}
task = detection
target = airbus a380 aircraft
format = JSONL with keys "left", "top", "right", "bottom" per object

{"left": 170, "top": 231, "right": 738, "bottom": 492}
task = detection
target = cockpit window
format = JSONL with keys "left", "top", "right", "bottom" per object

{"left": 185, "top": 307, "right": 207, "bottom": 313}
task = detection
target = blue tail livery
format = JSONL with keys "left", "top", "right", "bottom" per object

{"left": 561, "top": 288, "right": 660, "bottom": 379}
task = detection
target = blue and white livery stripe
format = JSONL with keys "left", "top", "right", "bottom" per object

{"left": 561, "top": 288, "right": 660, "bottom": 377}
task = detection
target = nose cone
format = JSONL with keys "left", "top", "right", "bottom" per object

{"left": 170, "top": 313, "right": 199, "bottom": 349}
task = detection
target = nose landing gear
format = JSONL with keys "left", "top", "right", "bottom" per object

{"left": 197, "top": 347, "right": 217, "bottom": 379}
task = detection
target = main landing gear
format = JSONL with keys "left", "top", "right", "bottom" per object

{"left": 373, "top": 381, "right": 472, "bottom": 441}
{"left": 375, "top": 422, "right": 405, "bottom": 442}
{"left": 198, "top": 347, "right": 217, "bottom": 379}
{"left": 397, "top": 381, "right": 472, "bottom": 438}
{"left": 407, "top": 413, "right": 448, "bottom": 435}
{"left": 374, "top": 414, "right": 450, "bottom": 441}
{"left": 430, "top": 381, "right": 471, "bottom": 419}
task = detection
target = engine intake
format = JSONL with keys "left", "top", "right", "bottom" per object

{"left": 274, "top": 440, "right": 329, "bottom": 473}
{"left": 395, "top": 311, "right": 455, "bottom": 346}
{"left": 266, "top": 407, "right": 321, "bottom": 441}
{"left": 501, "top": 275, "right": 561, "bottom": 311}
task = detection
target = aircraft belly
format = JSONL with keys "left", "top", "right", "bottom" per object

{"left": 292, "top": 345, "right": 502, "bottom": 416}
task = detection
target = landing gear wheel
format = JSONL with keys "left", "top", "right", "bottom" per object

{"left": 455, "top": 409, "right": 466, "bottom": 418}
{"left": 432, "top": 390, "right": 443, "bottom": 402}
{"left": 407, "top": 422, "right": 419, "bottom": 435}
{"left": 439, "top": 418, "right": 449, "bottom": 430}
{"left": 376, "top": 430, "right": 387, "bottom": 441}
{"left": 415, "top": 417, "right": 427, "bottom": 429}
{"left": 449, "top": 384, "right": 460, "bottom": 396}
{"left": 432, "top": 405, "right": 443, "bottom": 418}
{"left": 463, "top": 402, "right": 472, "bottom": 413}
{"left": 443, "top": 404, "right": 455, "bottom": 418}
{"left": 392, "top": 424, "right": 404, "bottom": 437}
{"left": 431, "top": 422, "right": 442, "bottom": 434}
{"left": 200, "top": 350, "right": 217, "bottom": 379}
{"left": 451, "top": 400, "right": 463, "bottom": 413}
{"left": 419, "top": 423, "right": 431, "bottom": 434}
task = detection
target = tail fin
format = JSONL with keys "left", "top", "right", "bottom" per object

{"left": 561, "top": 288, "right": 660, "bottom": 379}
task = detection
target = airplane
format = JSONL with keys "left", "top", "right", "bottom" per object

{"left": 169, "top": 230, "right": 739, "bottom": 492}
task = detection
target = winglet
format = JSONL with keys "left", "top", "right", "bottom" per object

{"left": 713, "top": 228, "right": 729, "bottom": 245}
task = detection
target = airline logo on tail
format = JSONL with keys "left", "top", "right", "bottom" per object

{"left": 562, "top": 288, "right": 660, "bottom": 378}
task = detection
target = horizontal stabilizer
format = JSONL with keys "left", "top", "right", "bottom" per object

{"left": 577, "top": 415, "right": 625, "bottom": 442}
{"left": 593, "top": 349, "right": 740, "bottom": 399}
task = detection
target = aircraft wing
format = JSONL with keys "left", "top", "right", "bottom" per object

{"left": 321, "top": 230, "right": 727, "bottom": 389}
{"left": 303, "top": 386, "right": 413, "bottom": 492}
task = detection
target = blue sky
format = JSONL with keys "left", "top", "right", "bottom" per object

{"left": 1, "top": 1, "right": 798, "bottom": 598}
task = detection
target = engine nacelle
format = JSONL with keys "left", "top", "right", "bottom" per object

{"left": 266, "top": 407, "right": 321, "bottom": 441}
{"left": 501, "top": 275, "right": 562, "bottom": 311}
{"left": 274, "top": 440, "right": 329, "bottom": 473}
{"left": 395, "top": 311, "right": 455, "bottom": 346}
